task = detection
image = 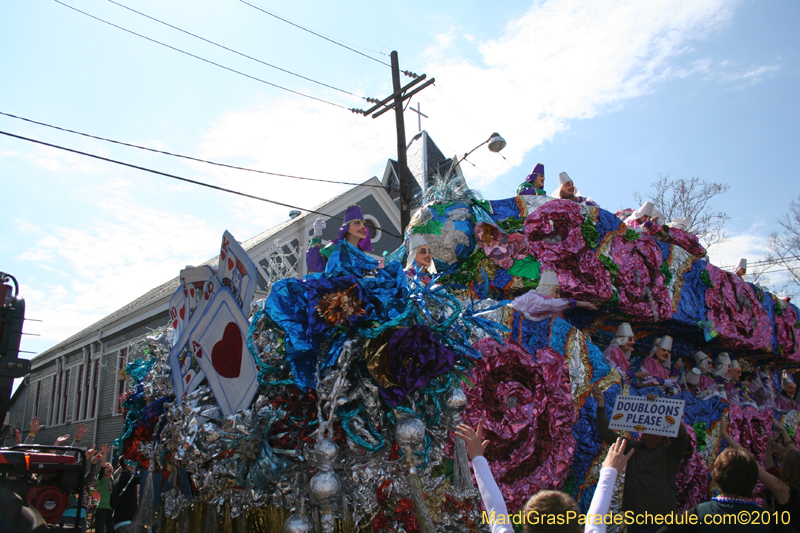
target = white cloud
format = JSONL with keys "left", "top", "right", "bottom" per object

{"left": 713, "top": 64, "right": 780, "bottom": 85}
{"left": 14, "top": 196, "right": 220, "bottom": 345}
{"left": 412, "top": 0, "right": 740, "bottom": 184}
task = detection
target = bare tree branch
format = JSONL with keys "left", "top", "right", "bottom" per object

{"left": 633, "top": 173, "right": 730, "bottom": 250}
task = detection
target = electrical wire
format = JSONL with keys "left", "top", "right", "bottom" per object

{"left": 433, "top": 85, "right": 485, "bottom": 139}
{"left": 106, "top": 0, "right": 364, "bottom": 100}
{"left": 0, "top": 111, "right": 386, "bottom": 189}
{"left": 0, "top": 129, "right": 403, "bottom": 238}
{"left": 238, "top": 0, "right": 392, "bottom": 68}
{"left": 52, "top": 0, "right": 350, "bottom": 110}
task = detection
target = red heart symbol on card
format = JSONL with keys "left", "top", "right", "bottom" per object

{"left": 221, "top": 249, "right": 226, "bottom": 262}
{"left": 173, "top": 319, "right": 178, "bottom": 329}
{"left": 179, "top": 307, "right": 185, "bottom": 320}
{"left": 211, "top": 322, "right": 242, "bottom": 379}
{"left": 227, "top": 257, "right": 234, "bottom": 271}
{"left": 190, "top": 287, "right": 195, "bottom": 298}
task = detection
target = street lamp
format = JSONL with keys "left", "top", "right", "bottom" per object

{"left": 456, "top": 132, "right": 506, "bottom": 168}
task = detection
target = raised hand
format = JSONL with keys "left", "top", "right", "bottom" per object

{"left": 29, "top": 417, "right": 40, "bottom": 434}
{"left": 56, "top": 434, "right": 70, "bottom": 445}
{"left": 100, "top": 443, "right": 111, "bottom": 458}
{"left": 76, "top": 423, "right": 88, "bottom": 442}
{"left": 313, "top": 218, "right": 326, "bottom": 237}
{"left": 14, "top": 428, "right": 21, "bottom": 445}
{"left": 591, "top": 383, "right": 605, "bottom": 407}
{"left": 455, "top": 420, "right": 489, "bottom": 461}
{"left": 602, "top": 437, "right": 635, "bottom": 474}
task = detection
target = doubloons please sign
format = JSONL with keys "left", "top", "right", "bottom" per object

{"left": 608, "top": 395, "right": 685, "bottom": 437}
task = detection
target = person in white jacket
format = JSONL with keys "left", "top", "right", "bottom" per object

{"left": 455, "top": 421, "right": 634, "bottom": 533}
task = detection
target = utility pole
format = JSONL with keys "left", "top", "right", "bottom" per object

{"left": 390, "top": 52, "right": 412, "bottom": 234}
{"left": 352, "top": 51, "right": 435, "bottom": 235}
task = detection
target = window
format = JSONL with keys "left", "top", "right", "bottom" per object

{"left": 60, "top": 369, "right": 70, "bottom": 424}
{"left": 114, "top": 348, "right": 129, "bottom": 414}
{"left": 74, "top": 364, "right": 84, "bottom": 421}
{"left": 89, "top": 359, "right": 100, "bottom": 419}
{"left": 33, "top": 380, "right": 42, "bottom": 419}
{"left": 49, "top": 375, "right": 58, "bottom": 426}
{"left": 82, "top": 363, "right": 92, "bottom": 420}
{"left": 364, "top": 215, "right": 382, "bottom": 244}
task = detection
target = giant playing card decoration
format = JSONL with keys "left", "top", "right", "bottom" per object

{"left": 169, "top": 334, "right": 204, "bottom": 402}
{"left": 186, "top": 287, "right": 259, "bottom": 415}
{"left": 218, "top": 230, "right": 258, "bottom": 311}
{"left": 167, "top": 287, "right": 187, "bottom": 345}
{"left": 181, "top": 265, "right": 218, "bottom": 322}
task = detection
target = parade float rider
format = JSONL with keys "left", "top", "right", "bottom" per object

{"left": 307, "top": 205, "right": 374, "bottom": 274}
{"left": 552, "top": 171, "right": 598, "bottom": 207}
{"left": 509, "top": 270, "right": 598, "bottom": 321}
{"left": 603, "top": 322, "right": 650, "bottom": 384}
{"left": 516, "top": 163, "right": 547, "bottom": 196}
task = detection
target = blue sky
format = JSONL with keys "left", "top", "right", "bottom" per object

{"left": 2, "top": 0, "right": 799, "bottom": 364}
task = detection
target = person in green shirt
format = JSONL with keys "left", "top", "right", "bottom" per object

{"left": 94, "top": 457, "right": 115, "bottom": 533}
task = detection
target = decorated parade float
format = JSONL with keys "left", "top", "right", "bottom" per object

{"left": 114, "top": 176, "right": 800, "bottom": 533}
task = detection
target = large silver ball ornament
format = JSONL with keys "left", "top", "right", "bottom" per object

{"left": 309, "top": 468, "right": 341, "bottom": 505}
{"left": 394, "top": 416, "right": 425, "bottom": 449}
{"left": 446, "top": 387, "right": 467, "bottom": 412}
{"left": 283, "top": 513, "right": 313, "bottom": 533}
{"left": 315, "top": 438, "right": 339, "bottom": 464}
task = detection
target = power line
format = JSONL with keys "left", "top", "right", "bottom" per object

{"left": 0, "top": 111, "right": 386, "bottom": 189}
{"left": 106, "top": 0, "right": 364, "bottom": 100}
{"left": 52, "top": 0, "right": 350, "bottom": 110}
{"left": 238, "top": 0, "right": 393, "bottom": 69}
{"left": 0, "top": 129, "right": 403, "bottom": 238}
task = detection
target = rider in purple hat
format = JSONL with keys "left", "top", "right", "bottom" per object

{"left": 307, "top": 205, "right": 373, "bottom": 273}
{"left": 516, "top": 163, "right": 546, "bottom": 196}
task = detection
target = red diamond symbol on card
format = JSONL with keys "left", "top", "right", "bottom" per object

{"left": 211, "top": 322, "right": 242, "bottom": 379}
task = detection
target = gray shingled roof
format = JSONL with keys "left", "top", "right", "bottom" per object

{"left": 383, "top": 131, "right": 465, "bottom": 208}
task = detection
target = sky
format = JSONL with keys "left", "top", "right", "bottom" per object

{"left": 2, "top": 0, "right": 800, "bottom": 369}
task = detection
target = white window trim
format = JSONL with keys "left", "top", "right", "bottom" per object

{"left": 364, "top": 215, "right": 382, "bottom": 244}
{"left": 112, "top": 346, "right": 130, "bottom": 417}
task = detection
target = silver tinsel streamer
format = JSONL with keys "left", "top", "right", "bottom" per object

{"left": 133, "top": 444, "right": 156, "bottom": 533}
{"left": 395, "top": 414, "right": 436, "bottom": 533}
{"left": 446, "top": 387, "right": 474, "bottom": 495}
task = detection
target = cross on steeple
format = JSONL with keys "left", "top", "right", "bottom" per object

{"left": 408, "top": 102, "right": 428, "bottom": 133}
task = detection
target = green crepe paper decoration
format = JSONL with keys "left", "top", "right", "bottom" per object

{"left": 507, "top": 256, "right": 541, "bottom": 280}
{"left": 774, "top": 298, "right": 784, "bottom": 316}
{"left": 412, "top": 219, "right": 444, "bottom": 235}
{"left": 581, "top": 216, "right": 600, "bottom": 249}
{"left": 521, "top": 277, "right": 540, "bottom": 291}
{"left": 562, "top": 469, "right": 576, "bottom": 498}
{"left": 599, "top": 255, "right": 621, "bottom": 279}
{"left": 431, "top": 458, "right": 454, "bottom": 483}
{"left": 609, "top": 290, "right": 620, "bottom": 307}
{"left": 693, "top": 421, "right": 707, "bottom": 451}
{"left": 472, "top": 198, "right": 492, "bottom": 214}
{"left": 624, "top": 229, "right": 641, "bottom": 241}
{"left": 430, "top": 202, "right": 457, "bottom": 216}
{"left": 498, "top": 216, "right": 525, "bottom": 233}
{"left": 440, "top": 248, "right": 486, "bottom": 286}
{"left": 700, "top": 270, "right": 713, "bottom": 288}
{"left": 660, "top": 261, "right": 673, "bottom": 286}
